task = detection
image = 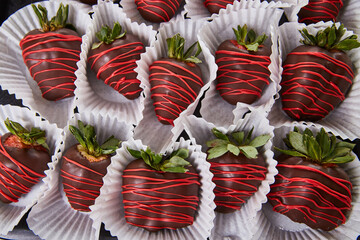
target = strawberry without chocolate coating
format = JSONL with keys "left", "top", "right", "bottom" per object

{"left": 88, "top": 22, "right": 144, "bottom": 100}
{"left": 206, "top": 128, "right": 270, "bottom": 213}
{"left": 280, "top": 24, "right": 360, "bottom": 121}
{"left": 0, "top": 119, "right": 50, "bottom": 203}
{"left": 149, "top": 34, "right": 203, "bottom": 125}
{"left": 61, "top": 120, "right": 120, "bottom": 212}
{"left": 216, "top": 25, "right": 271, "bottom": 105}
{"left": 19, "top": 4, "right": 82, "bottom": 101}
{"left": 268, "top": 128, "right": 354, "bottom": 231}
{"left": 122, "top": 147, "right": 200, "bottom": 231}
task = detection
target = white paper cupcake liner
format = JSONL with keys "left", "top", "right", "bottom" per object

{"left": 338, "top": 0, "right": 360, "bottom": 35}
{"left": 133, "top": 17, "right": 216, "bottom": 153}
{"left": 90, "top": 137, "right": 216, "bottom": 240}
{"left": 0, "top": 105, "right": 62, "bottom": 236}
{"left": 26, "top": 112, "right": 134, "bottom": 240}
{"left": 268, "top": 21, "right": 360, "bottom": 141}
{"left": 182, "top": 110, "right": 278, "bottom": 240}
{"left": 250, "top": 124, "right": 360, "bottom": 240}
{"left": 74, "top": 1, "right": 157, "bottom": 125}
{"left": 120, "top": 0, "right": 186, "bottom": 30}
{"left": 185, "top": 0, "right": 297, "bottom": 21}
{"left": 198, "top": 7, "right": 283, "bottom": 128}
{"left": 0, "top": 1, "right": 92, "bottom": 128}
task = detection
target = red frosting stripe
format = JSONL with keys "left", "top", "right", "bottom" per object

{"left": 19, "top": 32, "right": 82, "bottom": 101}
{"left": 0, "top": 136, "right": 46, "bottom": 202}
{"left": 135, "top": 0, "right": 182, "bottom": 22}
{"left": 122, "top": 167, "right": 200, "bottom": 230}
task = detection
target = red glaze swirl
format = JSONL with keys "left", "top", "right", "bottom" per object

{"left": 61, "top": 145, "right": 110, "bottom": 212}
{"left": 20, "top": 29, "right": 82, "bottom": 101}
{"left": 0, "top": 133, "right": 50, "bottom": 203}
{"left": 122, "top": 159, "right": 200, "bottom": 232}
{"left": 88, "top": 35, "right": 145, "bottom": 100}
{"left": 135, "top": 0, "right": 184, "bottom": 23}
{"left": 203, "top": 0, "right": 234, "bottom": 14}
{"left": 280, "top": 45, "right": 353, "bottom": 121}
{"left": 268, "top": 155, "right": 352, "bottom": 231}
{"left": 298, "top": 0, "right": 343, "bottom": 25}
{"left": 215, "top": 40, "right": 271, "bottom": 105}
{"left": 149, "top": 58, "right": 203, "bottom": 125}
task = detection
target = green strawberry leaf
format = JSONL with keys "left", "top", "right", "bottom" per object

{"left": 207, "top": 145, "right": 228, "bottom": 159}
{"left": 127, "top": 148, "right": 142, "bottom": 159}
{"left": 249, "top": 134, "right": 271, "bottom": 148}
{"left": 227, "top": 144, "right": 240, "bottom": 156}
{"left": 288, "top": 131, "right": 307, "bottom": 155}
{"left": 239, "top": 146, "right": 258, "bottom": 159}
{"left": 232, "top": 131, "right": 244, "bottom": 145}
{"left": 167, "top": 33, "right": 202, "bottom": 64}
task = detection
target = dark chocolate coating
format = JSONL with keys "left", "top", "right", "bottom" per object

{"left": 122, "top": 159, "right": 200, "bottom": 232}
{"left": 215, "top": 40, "right": 271, "bottom": 105}
{"left": 135, "top": 0, "right": 184, "bottom": 23}
{"left": 60, "top": 144, "right": 111, "bottom": 212}
{"left": 20, "top": 28, "right": 82, "bottom": 101}
{"left": 149, "top": 58, "right": 203, "bottom": 125}
{"left": 207, "top": 151, "right": 267, "bottom": 213}
{"left": 268, "top": 155, "right": 352, "bottom": 231}
{"left": 298, "top": 0, "right": 343, "bottom": 25}
{"left": 79, "top": 0, "right": 98, "bottom": 4}
{"left": 280, "top": 45, "right": 353, "bottom": 121}
{"left": 203, "top": 0, "right": 234, "bottom": 14}
{"left": 0, "top": 133, "right": 51, "bottom": 203}
{"left": 88, "top": 34, "right": 144, "bottom": 100}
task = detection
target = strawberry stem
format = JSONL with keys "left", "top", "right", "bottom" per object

{"left": 166, "top": 33, "right": 202, "bottom": 64}
{"left": 232, "top": 24, "right": 268, "bottom": 52}
{"left": 92, "top": 22, "right": 127, "bottom": 49}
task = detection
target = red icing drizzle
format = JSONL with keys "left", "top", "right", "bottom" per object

{"left": 149, "top": 60, "right": 203, "bottom": 125}
{"left": 88, "top": 42, "right": 144, "bottom": 97}
{"left": 19, "top": 32, "right": 82, "bottom": 101}
{"left": 210, "top": 162, "right": 267, "bottom": 210}
{"left": 203, "top": 0, "right": 234, "bottom": 11}
{"left": 281, "top": 51, "right": 353, "bottom": 120}
{"left": 135, "top": 0, "right": 182, "bottom": 22}
{"left": 0, "top": 136, "right": 46, "bottom": 202}
{"left": 268, "top": 163, "right": 352, "bottom": 228}
{"left": 60, "top": 156, "right": 105, "bottom": 212}
{"left": 299, "top": 0, "right": 343, "bottom": 24}
{"left": 122, "top": 168, "right": 200, "bottom": 230}
{"left": 215, "top": 48, "right": 271, "bottom": 99}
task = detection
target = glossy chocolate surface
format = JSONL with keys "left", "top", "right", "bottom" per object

{"left": 298, "top": 0, "right": 343, "bottom": 25}
{"left": 135, "top": 0, "right": 184, "bottom": 23}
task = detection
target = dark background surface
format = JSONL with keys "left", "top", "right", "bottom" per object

{"left": 1, "top": 0, "right": 359, "bottom": 239}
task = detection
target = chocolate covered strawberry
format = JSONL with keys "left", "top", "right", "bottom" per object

{"left": 268, "top": 127, "right": 354, "bottom": 231}
{"left": 206, "top": 128, "right": 270, "bottom": 213}
{"left": 61, "top": 120, "right": 120, "bottom": 212}
{"left": 298, "top": 0, "right": 343, "bottom": 25}
{"left": 122, "top": 147, "right": 200, "bottom": 231}
{"left": 149, "top": 33, "right": 203, "bottom": 125}
{"left": 88, "top": 22, "right": 144, "bottom": 99}
{"left": 280, "top": 24, "right": 360, "bottom": 121}
{"left": 19, "top": 4, "right": 82, "bottom": 101}
{"left": 203, "top": 0, "right": 234, "bottom": 14}
{"left": 216, "top": 25, "right": 271, "bottom": 105}
{"left": 0, "top": 119, "right": 51, "bottom": 203}
{"left": 135, "top": 0, "right": 184, "bottom": 23}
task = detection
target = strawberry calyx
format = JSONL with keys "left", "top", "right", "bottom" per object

{"left": 127, "top": 147, "right": 191, "bottom": 173}
{"left": 275, "top": 127, "right": 355, "bottom": 165}
{"left": 232, "top": 24, "right": 268, "bottom": 52}
{"left": 166, "top": 33, "right": 202, "bottom": 64}
{"left": 69, "top": 120, "right": 121, "bottom": 162}
{"left": 4, "top": 118, "right": 49, "bottom": 151}
{"left": 92, "top": 22, "right": 127, "bottom": 49}
{"left": 206, "top": 127, "right": 271, "bottom": 160}
{"left": 299, "top": 23, "right": 360, "bottom": 51}
{"left": 32, "top": 3, "right": 76, "bottom": 32}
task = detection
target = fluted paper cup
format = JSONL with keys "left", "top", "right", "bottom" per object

{"left": 74, "top": 1, "right": 157, "bottom": 125}
{"left": 0, "top": 1, "right": 92, "bottom": 128}
{"left": 0, "top": 105, "right": 62, "bottom": 236}
{"left": 90, "top": 137, "right": 216, "bottom": 240}
{"left": 27, "top": 112, "right": 133, "bottom": 240}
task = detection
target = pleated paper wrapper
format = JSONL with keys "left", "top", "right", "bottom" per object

{"left": 250, "top": 124, "right": 360, "bottom": 240}
{"left": 267, "top": 21, "right": 360, "bottom": 141}
{"left": 133, "top": 17, "right": 217, "bottom": 153}
{"left": 90, "top": 137, "right": 216, "bottom": 240}
{"left": 198, "top": 6, "right": 283, "bottom": 128}
{"left": 183, "top": 109, "right": 277, "bottom": 240}
{"left": 74, "top": 1, "right": 157, "bottom": 125}
{"left": 26, "top": 112, "right": 134, "bottom": 240}
{"left": 338, "top": 0, "right": 360, "bottom": 35}
{"left": 0, "top": 1, "right": 92, "bottom": 128}
{"left": 0, "top": 105, "right": 62, "bottom": 236}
